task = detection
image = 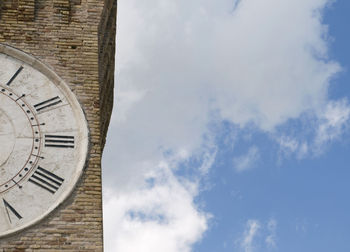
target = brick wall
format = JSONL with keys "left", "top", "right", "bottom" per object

{"left": 0, "top": 0, "right": 117, "bottom": 250}
{"left": 99, "top": 0, "right": 116, "bottom": 149}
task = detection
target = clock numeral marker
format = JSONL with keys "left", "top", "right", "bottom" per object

{"left": 28, "top": 167, "right": 64, "bottom": 194}
{"left": 34, "top": 96, "right": 62, "bottom": 112}
{"left": 45, "top": 135, "right": 75, "bottom": 148}
{"left": 6, "top": 66, "right": 24, "bottom": 86}
{"left": 3, "top": 199, "right": 22, "bottom": 223}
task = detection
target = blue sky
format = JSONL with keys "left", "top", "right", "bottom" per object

{"left": 103, "top": 1, "right": 350, "bottom": 251}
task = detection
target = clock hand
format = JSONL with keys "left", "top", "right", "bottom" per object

{"left": 31, "top": 123, "right": 45, "bottom": 127}
{"left": 11, "top": 179, "right": 22, "bottom": 189}
{"left": 31, "top": 154, "right": 44, "bottom": 159}
{"left": 15, "top": 94, "right": 25, "bottom": 101}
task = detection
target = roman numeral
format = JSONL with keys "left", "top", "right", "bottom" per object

{"left": 28, "top": 167, "right": 64, "bottom": 194}
{"left": 6, "top": 66, "right": 24, "bottom": 86}
{"left": 45, "top": 135, "right": 75, "bottom": 148}
{"left": 34, "top": 96, "right": 62, "bottom": 112}
{"left": 3, "top": 199, "right": 22, "bottom": 223}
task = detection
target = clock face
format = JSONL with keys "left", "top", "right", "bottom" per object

{"left": 0, "top": 45, "right": 89, "bottom": 237}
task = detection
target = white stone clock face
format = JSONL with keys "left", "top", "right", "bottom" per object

{"left": 0, "top": 45, "right": 89, "bottom": 237}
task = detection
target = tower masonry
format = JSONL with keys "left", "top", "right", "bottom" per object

{"left": 0, "top": 0, "right": 116, "bottom": 250}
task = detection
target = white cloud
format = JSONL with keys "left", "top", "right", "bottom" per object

{"left": 233, "top": 146, "right": 260, "bottom": 172}
{"left": 277, "top": 99, "right": 350, "bottom": 158}
{"left": 315, "top": 99, "right": 350, "bottom": 149}
{"left": 208, "top": 0, "right": 341, "bottom": 131}
{"left": 239, "top": 220, "right": 261, "bottom": 252}
{"left": 236, "top": 218, "right": 278, "bottom": 252}
{"left": 265, "top": 218, "right": 278, "bottom": 249}
{"left": 103, "top": 0, "right": 346, "bottom": 251}
{"left": 278, "top": 136, "right": 309, "bottom": 159}
{"left": 103, "top": 163, "right": 209, "bottom": 252}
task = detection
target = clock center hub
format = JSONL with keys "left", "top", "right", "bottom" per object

{"left": 0, "top": 109, "right": 16, "bottom": 167}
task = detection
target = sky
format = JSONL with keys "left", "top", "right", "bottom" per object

{"left": 102, "top": 1, "right": 350, "bottom": 251}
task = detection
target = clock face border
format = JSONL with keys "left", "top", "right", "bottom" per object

{"left": 0, "top": 43, "right": 90, "bottom": 238}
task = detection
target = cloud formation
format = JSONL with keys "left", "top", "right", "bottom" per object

{"left": 239, "top": 220, "right": 261, "bottom": 252}
{"left": 277, "top": 98, "right": 350, "bottom": 158}
{"left": 237, "top": 218, "right": 278, "bottom": 252}
{"left": 103, "top": 0, "right": 346, "bottom": 250}
{"left": 233, "top": 146, "right": 260, "bottom": 172}
{"left": 103, "top": 165, "right": 208, "bottom": 252}
{"left": 265, "top": 218, "right": 278, "bottom": 249}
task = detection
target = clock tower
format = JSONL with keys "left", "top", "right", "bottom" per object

{"left": 0, "top": 0, "right": 116, "bottom": 251}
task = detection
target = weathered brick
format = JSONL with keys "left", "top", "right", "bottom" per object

{"left": 0, "top": 0, "right": 117, "bottom": 250}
